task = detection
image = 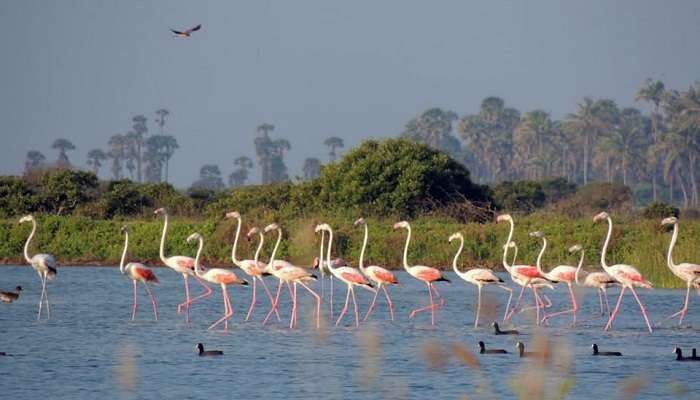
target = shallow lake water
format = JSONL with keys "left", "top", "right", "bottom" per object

{"left": 1, "top": 266, "right": 699, "bottom": 399}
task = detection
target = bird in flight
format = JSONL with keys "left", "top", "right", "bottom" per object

{"left": 171, "top": 24, "right": 201, "bottom": 38}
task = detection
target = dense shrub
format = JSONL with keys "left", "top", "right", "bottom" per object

{"left": 492, "top": 181, "right": 545, "bottom": 212}
{"left": 540, "top": 177, "right": 577, "bottom": 204}
{"left": 0, "top": 176, "right": 35, "bottom": 217}
{"left": 36, "top": 169, "right": 99, "bottom": 215}
{"left": 552, "top": 182, "right": 632, "bottom": 218}
{"left": 308, "top": 139, "right": 491, "bottom": 217}
{"left": 642, "top": 202, "right": 679, "bottom": 219}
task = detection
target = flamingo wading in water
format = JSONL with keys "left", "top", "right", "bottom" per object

{"left": 449, "top": 232, "right": 510, "bottom": 328}
{"left": 154, "top": 208, "right": 212, "bottom": 323}
{"left": 354, "top": 218, "right": 398, "bottom": 321}
{"left": 393, "top": 221, "right": 449, "bottom": 325}
{"left": 187, "top": 233, "right": 248, "bottom": 330}
{"left": 573, "top": 245, "right": 618, "bottom": 317}
{"left": 529, "top": 231, "right": 580, "bottom": 326}
{"left": 262, "top": 223, "right": 321, "bottom": 329}
{"left": 593, "top": 211, "right": 653, "bottom": 333}
{"left": 225, "top": 211, "right": 279, "bottom": 322}
{"left": 658, "top": 216, "right": 700, "bottom": 326}
{"left": 315, "top": 223, "right": 374, "bottom": 328}
{"left": 19, "top": 215, "right": 57, "bottom": 320}
{"left": 119, "top": 226, "right": 159, "bottom": 321}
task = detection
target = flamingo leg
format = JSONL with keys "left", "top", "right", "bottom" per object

{"left": 474, "top": 285, "right": 482, "bottom": 328}
{"left": 533, "top": 287, "right": 542, "bottom": 325}
{"left": 131, "top": 280, "right": 138, "bottom": 320}
{"left": 382, "top": 285, "right": 395, "bottom": 321}
{"left": 363, "top": 285, "right": 381, "bottom": 322}
{"left": 178, "top": 274, "right": 191, "bottom": 323}
{"left": 209, "top": 286, "right": 234, "bottom": 331}
{"left": 505, "top": 283, "right": 528, "bottom": 320}
{"left": 431, "top": 284, "right": 445, "bottom": 307}
{"left": 298, "top": 281, "right": 321, "bottom": 329}
{"left": 263, "top": 280, "right": 283, "bottom": 326}
{"left": 499, "top": 286, "right": 514, "bottom": 322}
{"left": 542, "top": 283, "right": 578, "bottom": 326}
{"left": 350, "top": 285, "right": 360, "bottom": 328}
{"left": 658, "top": 282, "right": 692, "bottom": 326}
{"left": 629, "top": 286, "right": 653, "bottom": 333}
{"left": 602, "top": 288, "right": 612, "bottom": 316}
{"left": 329, "top": 276, "right": 334, "bottom": 321}
{"left": 188, "top": 275, "right": 213, "bottom": 305}
{"left": 409, "top": 282, "right": 438, "bottom": 323}
{"left": 335, "top": 285, "right": 351, "bottom": 327}
{"left": 245, "top": 277, "right": 258, "bottom": 322}
{"left": 289, "top": 282, "right": 297, "bottom": 329}
{"left": 143, "top": 282, "right": 158, "bottom": 321}
{"left": 38, "top": 272, "right": 50, "bottom": 320}
{"left": 597, "top": 288, "right": 605, "bottom": 316}
{"left": 259, "top": 277, "right": 281, "bottom": 321}
{"left": 605, "top": 287, "right": 626, "bottom": 331}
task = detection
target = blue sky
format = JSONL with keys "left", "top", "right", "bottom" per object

{"left": 1, "top": 0, "right": 699, "bottom": 187}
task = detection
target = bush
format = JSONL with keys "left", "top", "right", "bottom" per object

{"left": 552, "top": 182, "right": 632, "bottom": 218}
{"left": 36, "top": 169, "right": 99, "bottom": 215}
{"left": 492, "top": 181, "right": 545, "bottom": 212}
{"left": 642, "top": 202, "right": 679, "bottom": 219}
{"left": 0, "top": 176, "right": 36, "bottom": 217}
{"left": 308, "top": 139, "right": 491, "bottom": 217}
{"left": 540, "top": 177, "right": 577, "bottom": 204}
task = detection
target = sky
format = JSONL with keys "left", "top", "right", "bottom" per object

{"left": 1, "top": 0, "right": 699, "bottom": 188}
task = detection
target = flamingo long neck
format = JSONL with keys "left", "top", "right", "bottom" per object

{"left": 505, "top": 219, "right": 514, "bottom": 247}
{"left": 535, "top": 237, "right": 548, "bottom": 276}
{"left": 23, "top": 218, "right": 36, "bottom": 264}
{"left": 193, "top": 237, "right": 204, "bottom": 277}
{"left": 318, "top": 230, "right": 326, "bottom": 277}
{"left": 667, "top": 222, "right": 679, "bottom": 271}
{"left": 120, "top": 231, "right": 129, "bottom": 274}
{"left": 502, "top": 243, "right": 512, "bottom": 272}
{"left": 269, "top": 228, "right": 282, "bottom": 273}
{"left": 253, "top": 232, "right": 264, "bottom": 268}
{"left": 401, "top": 224, "right": 412, "bottom": 271}
{"left": 452, "top": 237, "right": 465, "bottom": 276}
{"left": 325, "top": 227, "right": 336, "bottom": 274}
{"left": 574, "top": 250, "right": 585, "bottom": 285}
{"left": 159, "top": 212, "right": 169, "bottom": 264}
{"left": 231, "top": 216, "right": 242, "bottom": 266}
{"left": 358, "top": 223, "right": 368, "bottom": 273}
{"left": 600, "top": 217, "right": 613, "bottom": 272}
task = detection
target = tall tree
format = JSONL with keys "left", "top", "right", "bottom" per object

{"left": 130, "top": 115, "right": 148, "bottom": 182}
{"left": 24, "top": 150, "right": 46, "bottom": 172}
{"left": 228, "top": 156, "right": 253, "bottom": 187}
{"left": 400, "top": 108, "right": 463, "bottom": 160}
{"left": 254, "top": 123, "right": 275, "bottom": 184}
{"left": 302, "top": 157, "right": 321, "bottom": 180}
{"left": 513, "top": 110, "right": 555, "bottom": 180}
{"left": 155, "top": 108, "right": 170, "bottom": 135}
{"left": 191, "top": 164, "right": 225, "bottom": 191}
{"left": 86, "top": 149, "right": 108, "bottom": 176}
{"left": 108, "top": 134, "right": 127, "bottom": 179}
{"left": 142, "top": 135, "right": 179, "bottom": 183}
{"left": 52, "top": 138, "right": 76, "bottom": 168}
{"left": 324, "top": 136, "right": 344, "bottom": 161}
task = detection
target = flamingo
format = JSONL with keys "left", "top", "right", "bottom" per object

{"left": 312, "top": 233, "right": 347, "bottom": 322}
{"left": 503, "top": 241, "right": 554, "bottom": 318}
{"left": 573, "top": 245, "right": 618, "bottom": 316}
{"left": 225, "top": 211, "right": 279, "bottom": 322}
{"left": 449, "top": 232, "right": 510, "bottom": 328}
{"left": 658, "top": 216, "right": 700, "bottom": 326}
{"left": 393, "top": 221, "right": 449, "bottom": 325}
{"left": 496, "top": 214, "right": 551, "bottom": 324}
{"left": 315, "top": 223, "right": 374, "bottom": 328}
{"left": 593, "top": 211, "right": 653, "bottom": 333}
{"left": 119, "top": 226, "right": 159, "bottom": 321}
{"left": 354, "top": 218, "right": 398, "bottom": 321}
{"left": 262, "top": 223, "right": 321, "bottom": 329}
{"left": 187, "top": 232, "right": 248, "bottom": 330}
{"left": 154, "top": 208, "right": 212, "bottom": 323}
{"left": 529, "top": 231, "right": 580, "bottom": 326}
{"left": 19, "top": 215, "right": 57, "bottom": 320}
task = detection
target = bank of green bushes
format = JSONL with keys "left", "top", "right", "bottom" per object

{"left": 1, "top": 212, "right": 696, "bottom": 288}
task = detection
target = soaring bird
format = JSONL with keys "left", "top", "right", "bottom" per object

{"left": 171, "top": 24, "right": 201, "bottom": 37}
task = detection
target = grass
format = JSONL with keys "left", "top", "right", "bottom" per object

{"left": 1, "top": 212, "right": 697, "bottom": 288}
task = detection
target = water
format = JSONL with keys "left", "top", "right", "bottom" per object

{"left": 1, "top": 266, "right": 699, "bottom": 399}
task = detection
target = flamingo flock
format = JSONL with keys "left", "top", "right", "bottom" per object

{"left": 12, "top": 209, "right": 700, "bottom": 334}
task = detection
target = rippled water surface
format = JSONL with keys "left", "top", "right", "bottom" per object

{"left": 1, "top": 266, "right": 699, "bottom": 399}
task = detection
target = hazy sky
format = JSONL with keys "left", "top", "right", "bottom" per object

{"left": 1, "top": 1, "right": 699, "bottom": 187}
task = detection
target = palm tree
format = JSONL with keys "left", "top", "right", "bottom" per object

{"left": 86, "top": 149, "right": 108, "bottom": 176}
{"left": 254, "top": 123, "right": 275, "bottom": 184}
{"left": 302, "top": 157, "right": 321, "bottom": 180}
{"left": 108, "top": 134, "right": 127, "bottom": 179}
{"left": 144, "top": 135, "right": 179, "bottom": 182}
{"left": 513, "top": 110, "right": 555, "bottom": 179}
{"left": 51, "top": 138, "right": 76, "bottom": 168}
{"left": 229, "top": 156, "right": 253, "bottom": 187}
{"left": 324, "top": 136, "right": 344, "bottom": 161}
{"left": 635, "top": 79, "right": 665, "bottom": 200}
{"left": 192, "top": 164, "right": 225, "bottom": 191}
{"left": 24, "top": 150, "right": 46, "bottom": 172}
{"left": 155, "top": 108, "right": 170, "bottom": 135}
{"left": 273, "top": 138, "right": 291, "bottom": 157}
{"left": 130, "top": 115, "right": 148, "bottom": 182}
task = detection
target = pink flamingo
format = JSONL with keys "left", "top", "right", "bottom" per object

{"left": 393, "top": 221, "right": 450, "bottom": 325}
{"left": 354, "top": 218, "right": 398, "bottom": 321}
{"left": 573, "top": 245, "right": 618, "bottom": 316}
{"left": 187, "top": 232, "right": 248, "bottom": 330}
{"left": 450, "top": 232, "right": 511, "bottom": 327}
{"left": 19, "top": 215, "right": 57, "bottom": 320}
{"left": 225, "top": 211, "right": 279, "bottom": 322}
{"left": 311, "top": 233, "right": 347, "bottom": 322}
{"left": 529, "top": 231, "right": 580, "bottom": 326}
{"left": 594, "top": 211, "right": 653, "bottom": 333}
{"left": 119, "top": 226, "right": 159, "bottom": 321}
{"left": 502, "top": 241, "right": 553, "bottom": 320}
{"left": 315, "top": 223, "right": 375, "bottom": 328}
{"left": 262, "top": 223, "right": 321, "bottom": 329}
{"left": 496, "top": 214, "right": 551, "bottom": 324}
{"left": 658, "top": 216, "right": 700, "bottom": 326}
{"left": 154, "top": 208, "right": 212, "bottom": 322}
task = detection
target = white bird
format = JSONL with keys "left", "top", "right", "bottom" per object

{"left": 19, "top": 215, "right": 57, "bottom": 320}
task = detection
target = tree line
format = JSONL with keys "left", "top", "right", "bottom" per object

{"left": 401, "top": 79, "right": 700, "bottom": 207}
